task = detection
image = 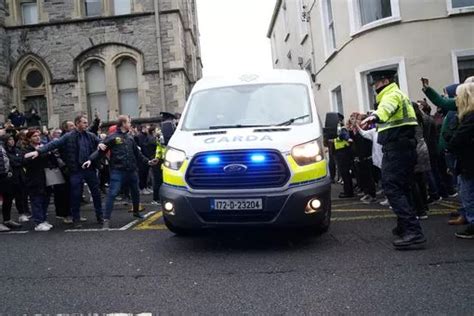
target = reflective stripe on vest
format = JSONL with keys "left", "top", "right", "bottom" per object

{"left": 378, "top": 93, "right": 417, "bottom": 132}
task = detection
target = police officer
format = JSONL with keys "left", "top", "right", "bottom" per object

{"left": 151, "top": 131, "right": 165, "bottom": 205}
{"left": 333, "top": 114, "right": 354, "bottom": 198}
{"left": 362, "top": 70, "right": 426, "bottom": 249}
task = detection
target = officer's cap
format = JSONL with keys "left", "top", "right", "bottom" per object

{"left": 369, "top": 70, "right": 397, "bottom": 83}
{"left": 160, "top": 111, "right": 177, "bottom": 121}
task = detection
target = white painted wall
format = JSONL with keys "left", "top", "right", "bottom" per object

{"left": 268, "top": 0, "right": 474, "bottom": 118}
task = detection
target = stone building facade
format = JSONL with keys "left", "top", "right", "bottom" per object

{"left": 267, "top": 0, "right": 474, "bottom": 118}
{"left": 0, "top": 0, "right": 202, "bottom": 127}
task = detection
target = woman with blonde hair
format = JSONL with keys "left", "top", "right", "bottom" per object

{"left": 446, "top": 82, "right": 474, "bottom": 239}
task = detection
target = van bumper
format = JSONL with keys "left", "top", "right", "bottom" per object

{"left": 159, "top": 178, "right": 331, "bottom": 229}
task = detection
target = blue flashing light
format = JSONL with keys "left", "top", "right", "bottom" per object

{"left": 250, "top": 154, "right": 266, "bottom": 162}
{"left": 206, "top": 156, "right": 221, "bottom": 164}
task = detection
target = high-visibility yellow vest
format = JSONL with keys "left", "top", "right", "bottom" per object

{"left": 155, "top": 142, "right": 165, "bottom": 160}
{"left": 334, "top": 138, "right": 350, "bottom": 150}
{"left": 374, "top": 83, "right": 418, "bottom": 133}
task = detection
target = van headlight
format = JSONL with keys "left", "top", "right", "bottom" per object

{"left": 164, "top": 148, "right": 186, "bottom": 170}
{"left": 291, "top": 139, "right": 324, "bottom": 166}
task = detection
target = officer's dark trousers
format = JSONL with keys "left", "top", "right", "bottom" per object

{"left": 335, "top": 147, "right": 353, "bottom": 196}
{"left": 382, "top": 148, "right": 423, "bottom": 236}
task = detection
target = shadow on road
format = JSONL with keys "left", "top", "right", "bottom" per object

{"left": 162, "top": 227, "right": 334, "bottom": 253}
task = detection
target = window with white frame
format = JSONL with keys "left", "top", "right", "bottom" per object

{"left": 355, "top": 58, "right": 407, "bottom": 112}
{"left": 457, "top": 55, "right": 474, "bottom": 83}
{"left": 348, "top": 0, "right": 400, "bottom": 35}
{"left": 451, "top": 0, "right": 474, "bottom": 9}
{"left": 84, "top": 0, "right": 102, "bottom": 17}
{"left": 117, "top": 58, "right": 139, "bottom": 118}
{"left": 86, "top": 61, "right": 108, "bottom": 120}
{"left": 21, "top": 1, "right": 38, "bottom": 25}
{"left": 331, "top": 86, "right": 344, "bottom": 115}
{"left": 321, "top": 0, "right": 337, "bottom": 56}
{"left": 113, "top": 0, "right": 131, "bottom": 15}
{"left": 359, "top": 0, "right": 392, "bottom": 26}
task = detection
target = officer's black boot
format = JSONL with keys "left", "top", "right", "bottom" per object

{"left": 393, "top": 234, "right": 426, "bottom": 250}
{"left": 392, "top": 225, "right": 403, "bottom": 237}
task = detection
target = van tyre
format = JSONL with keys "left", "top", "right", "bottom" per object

{"left": 164, "top": 216, "right": 195, "bottom": 236}
{"left": 307, "top": 208, "right": 331, "bottom": 236}
{"left": 316, "top": 209, "right": 331, "bottom": 234}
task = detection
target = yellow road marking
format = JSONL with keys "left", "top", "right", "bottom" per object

{"left": 438, "top": 201, "right": 461, "bottom": 209}
{"left": 332, "top": 210, "right": 452, "bottom": 222}
{"left": 333, "top": 208, "right": 390, "bottom": 213}
{"left": 131, "top": 208, "right": 455, "bottom": 230}
{"left": 133, "top": 211, "right": 167, "bottom": 230}
{"left": 331, "top": 201, "right": 363, "bottom": 208}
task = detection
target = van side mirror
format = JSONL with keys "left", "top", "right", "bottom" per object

{"left": 323, "top": 112, "right": 339, "bottom": 141}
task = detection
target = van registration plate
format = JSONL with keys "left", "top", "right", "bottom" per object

{"left": 211, "top": 199, "right": 263, "bottom": 211}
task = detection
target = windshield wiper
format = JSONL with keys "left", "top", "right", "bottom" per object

{"left": 208, "top": 124, "right": 270, "bottom": 130}
{"left": 276, "top": 114, "right": 310, "bottom": 126}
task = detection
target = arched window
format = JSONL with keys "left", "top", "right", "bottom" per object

{"left": 117, "top": 58, "right": 139, "bottom": 118}
{"left": 85, "top": 61, "right": 108, "bottom": 119}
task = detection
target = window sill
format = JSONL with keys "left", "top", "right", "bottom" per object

{"left": 448, "top": 6, "right": 474, "bottom": 16}
{"left": 350, "top": 16, "right": 401, "bottom": 37}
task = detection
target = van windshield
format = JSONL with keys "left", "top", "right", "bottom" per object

{"left": 182, "top": 84, "right": 312, "bottom": 131}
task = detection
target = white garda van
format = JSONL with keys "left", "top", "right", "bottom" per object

{"left": 160, "top": 70, "right": 331, "bottom": 234}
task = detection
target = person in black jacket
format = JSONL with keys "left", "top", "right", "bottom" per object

{"left": 25, "top": 108, "right": 41, "bottom": 127}
{"left": 24, "top": 115, "right": 104, "bottom": 228}
{"left": 85, "top": 115, "right": 157, "bottom": 228}
{"left": 7, "top": 107, "right": 26, "bottom": 128}
{"left": 23, "top": 129, "right": 52, "bottom": 231}
{"left": 2, "top": 136, "right": 28, "bottom": 227}
{"left": 446, "top": 83, "right": 474, "bottom": 239}
{"left": 349, "top": 113, "right": 377, "bottom": 204}
{"left": 137, "top": 125, "right": 157, "bottom": 194}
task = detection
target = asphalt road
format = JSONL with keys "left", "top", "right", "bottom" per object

{"left": 1, "top": 186, "right": 472, "bottom": 314}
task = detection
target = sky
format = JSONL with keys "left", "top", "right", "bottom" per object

{"left": 196, "top": 0, "right": 276, "bottom": 77}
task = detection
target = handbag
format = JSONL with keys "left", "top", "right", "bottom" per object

{"left": 44, "top": 167, "right": 65, "bottom": 186}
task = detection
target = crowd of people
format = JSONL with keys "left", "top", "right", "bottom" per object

{"left": 0, "top": 75, "right": 473, "bottom": 245}
{"left": 0, "top": 112, "right": 171, "bottom": 232}
{"left": 328, "top": 74, "right": 474, "bottom": 242}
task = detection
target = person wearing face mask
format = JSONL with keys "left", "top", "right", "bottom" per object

{"left": 361, "top": 70, "right": 425, "bottom": 250}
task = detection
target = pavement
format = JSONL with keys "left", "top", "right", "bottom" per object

{"left": 0, "top": 184, "right": 472, "bottom": 314}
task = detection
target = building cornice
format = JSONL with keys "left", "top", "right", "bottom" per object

{"left": 4, "top": 12, "right": 154, "bottom": 30}
{"left": 267, "top": 0, "right": 282, "bottom": 38}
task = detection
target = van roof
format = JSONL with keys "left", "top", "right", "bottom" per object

{"left": 192, "top": 70, "right": 312, "bottom": 93}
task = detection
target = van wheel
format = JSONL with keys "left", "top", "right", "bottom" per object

{"left": 163, "top": 217, "right": 195, "bottom": 236}
{"left": 309, "top": 208, "right": 331, "bottom": 235}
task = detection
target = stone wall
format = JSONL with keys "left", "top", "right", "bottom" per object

{"left": 0, "top": 0, "right": 202, "bottom": 126}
